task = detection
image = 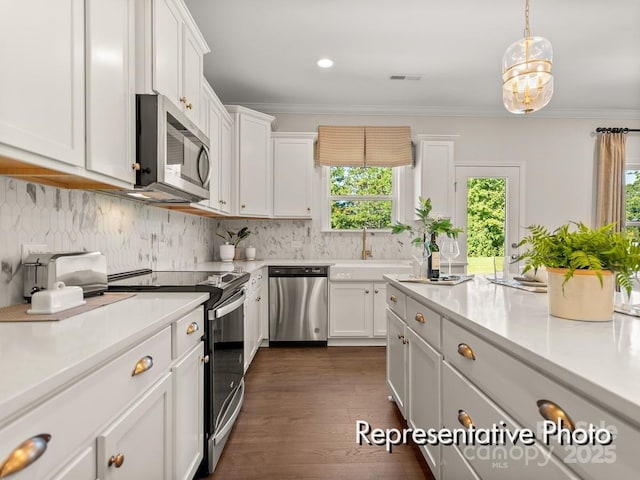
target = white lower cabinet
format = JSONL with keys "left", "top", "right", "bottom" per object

{"left": 330, "top": 282, "right": 387, "bottom": 338}
{"left": 407, "top": 328, "right": 442, "bottom": 478}
{"left": 172, "top": 342, "right": 204, "bottom": 480}
{"left": 50, "top": 446, "right": 96, "bottom": 480}
{"left": 97, "top": 374, "right": 173, "bottom": 480}
{"left": 245, "top": 268, "right": 266, "bottom": 369}
{"left": 386, "top": 309, "right": 407, "bottom": 416}
{"left": 441, "top": 444, "right": 480, "bottom": 480}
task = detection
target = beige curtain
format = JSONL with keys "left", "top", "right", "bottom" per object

{"left": 596, "top": 132, "right": 626, "bottom": 231}
{"left": 316, "top": 125, "right": 412, "bottom": 167}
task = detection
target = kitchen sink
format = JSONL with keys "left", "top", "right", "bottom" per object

{"left": 329, "top": 260, "right": 412, "bottom": 281}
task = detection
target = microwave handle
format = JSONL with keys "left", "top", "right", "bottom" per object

{"left": 197, "top": 145, "right": 211, "bottom": 189}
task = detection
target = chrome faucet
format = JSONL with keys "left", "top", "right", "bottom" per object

{"left": 361, "top": 227, "right": 373, "bottom": 260}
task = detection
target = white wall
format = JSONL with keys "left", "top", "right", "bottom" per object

{"left": 272, "top": 113, "right": 640, "bottom": 229}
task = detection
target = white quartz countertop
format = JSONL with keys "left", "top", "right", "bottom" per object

{"left": 0, "top": 292, "right": 209, "bottom": 426}
{"left": 384, "top": 274, "right": 640, "bottom": 425}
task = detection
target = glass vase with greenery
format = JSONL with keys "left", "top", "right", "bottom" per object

{"left": 391, "top": 197, "right": 463, "bottom": 245}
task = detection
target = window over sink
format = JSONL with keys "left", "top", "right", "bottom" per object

{"left": 322, "top": 166, "right": 406, "bottom": 231}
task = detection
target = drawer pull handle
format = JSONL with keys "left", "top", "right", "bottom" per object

{"left": 131, "top": 355, "right": 153, "bottom": 376}
{"left": 415, "top": 313, "right": 425, "bottom": 323}
{"left": 186, "top": 322, "right": 200, "bottom": 335}
{"left": 457, "top": 410, "right": 474, "bottom": 428}
{"left": 108, "top": 453, "right": 125, "bottom": 468}
{"left": 389, "top": 295, "right": 398, "bottom": 303}
{"left": 537, "top": 400, "right": 575, "bottom": 432}
{"left": 457, "top": 343, "right": 476, "bottom": 361}
{"left": 0, "top": 434, "right": 51, "bottom": 478}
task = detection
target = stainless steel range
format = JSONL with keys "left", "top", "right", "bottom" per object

{"left": 108, "top": 269, "right": 249, "bottom": 476}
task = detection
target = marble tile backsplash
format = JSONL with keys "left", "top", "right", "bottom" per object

{"left": 0, "top": 178, "right": 217, "bottom": 307}
{"left": 213, "top": 218, "right": 415, "bottom": 261}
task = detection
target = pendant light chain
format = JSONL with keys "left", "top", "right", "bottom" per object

{"left": 524, "top": 0, "right": 530, "bottom": 38}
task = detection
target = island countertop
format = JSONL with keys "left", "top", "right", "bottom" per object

{"left": 384, "top": 274, "right": 640, "bottom": 426}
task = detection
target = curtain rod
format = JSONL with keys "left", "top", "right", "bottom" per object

{"left": 595, "top": 127, "right": 640, "bottom": 134}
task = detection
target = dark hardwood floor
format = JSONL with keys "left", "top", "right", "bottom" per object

{"left": 205, "top": 346, "right": 434, "bottom": 480}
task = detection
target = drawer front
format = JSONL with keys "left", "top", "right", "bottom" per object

{"left": 172, "top": 307, "right": 204, "bottom": 359}
{"left": 443, "top": 320, "right": 639, "bottom": 479}
{"left": 0, "top": 327, "right": 171, "bottom": 480}
{"left": 406, "top": 295, "right": 441, "bottom": 349}
{"left": 442, "top": 362, "right": 579, "bottom": 480}
{"left": 387, "top": 284, "right": 406, "bottom": 318}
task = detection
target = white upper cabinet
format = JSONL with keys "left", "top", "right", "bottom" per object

{"left": 227, "top": 106, "right": 275, "bottom": 217}
{"left": 0, "top": 0, "right": 85, "bottom": 167}
{"left": 272, "top": 133, "right": 316, "bottom": 218}
{"left": 85, "top": 0, "right": 136, "bottom": 184}
{"left": 219, "top": 114, "right": 233, "bottom": 214}
{"left": 414, "top": 136, "right": 455, "bottom": 220}
{"left": 138, "top": 0, "right": 209, "bottom": 129}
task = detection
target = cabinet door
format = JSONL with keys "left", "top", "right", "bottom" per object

{"left": 181, "top": 26, "right": 202, "bottom": 124}
{"left": 414, "top": 140, "right": 454, "bottom": 219}
{"left": 218, "top": 116, "right": 233, "bottom": 213}
{"left": 407, "top": 328, "right": 442, "bottom": 478}
{"left": 86, "top": 0, "right": 135, "bottom": 184}
{"left": 207, "top": 98, "right": 222, "bottom": 210}
{"left": 272, "top": 137, "right": 314, "bottom": 218}
{"left": 244, "top": 291, "right": 259, "bottom": 370}
{"left": 386, "top": 309, "right": 406, "bottom": 416}
{"left": 441, "top": 444, "right": 480, "bottom": 480}
{"left": 97, "top": 374, "right": 173, "bottom": 480}
{"left": 238, "top": 114, "right": 271, "bottom": 216}
{"left": 372, "top": 282, "right": 387, "bottom": 337}
{"left": 258, "top": 276, "right": 269, "bottom": 344}
{"left": 153, "top": 0, "right": 182, "bottom": 107}
{"left": 329, "top": 283, "right": 372, "bottom": 337}
{"left": 172, "top": 343, "right": 204, "bottom": 480}
{"left": 0, "top": 0, "right": 84, "bottom": 167}
{"left": 50, "top": 445, "right": 96, "bottom": 480}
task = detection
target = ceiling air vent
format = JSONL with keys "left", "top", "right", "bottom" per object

{"left": 389, "top": 74, "right": 422, "bottom": 81}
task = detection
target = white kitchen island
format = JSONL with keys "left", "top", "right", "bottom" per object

{"left": 384, "top": 274, "right": 640, "bottom": 480}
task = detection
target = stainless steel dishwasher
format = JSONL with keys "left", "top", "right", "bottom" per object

{"left": 269, "top": 266, "right": 328, "bottom": 344}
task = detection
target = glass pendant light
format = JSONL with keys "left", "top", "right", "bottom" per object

{"left": 502, "top": 0, "right": 553, "bottom": 114}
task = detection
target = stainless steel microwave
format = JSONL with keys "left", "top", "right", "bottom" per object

{"left": 131, "top": 94, "right": 211, "bottom": 203}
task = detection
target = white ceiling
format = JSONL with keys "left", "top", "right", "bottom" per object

{"left": 185, "top": 0, "right": 640, "bottom": 118}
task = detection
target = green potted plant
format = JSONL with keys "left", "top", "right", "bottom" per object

{"left": 391, "top": 197, "right": 462, "bottom": 244}
{"left": 518, "top": 221, "right": 640, "bottom": 321}
{"left": 217, "top": 227, "right": 251, "bottom": 261}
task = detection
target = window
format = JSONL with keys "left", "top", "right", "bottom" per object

{"left": 326, "top": 166, "right": 397, "bottom": 230}
{"left": 625, "top": 167, "right": 640, "bottom": 239}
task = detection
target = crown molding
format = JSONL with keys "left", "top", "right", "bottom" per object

{"left": 224, "top": 102, "right": 640, "bottom": 120}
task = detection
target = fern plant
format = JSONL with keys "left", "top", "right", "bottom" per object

{"left": 518, "top": 222, "right": 640, "bottom": 295}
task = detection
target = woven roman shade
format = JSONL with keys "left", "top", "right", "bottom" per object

{"left": 316, "top": 125, "right": 412, "bottom": 167}
{"left": 316, "top": 126, "right": 365, "bottom": 166}
{"left": 364, "top": 126, "right": 413, "bottom": 167}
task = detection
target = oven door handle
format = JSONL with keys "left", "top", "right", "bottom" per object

{"left": 210, "top": 289, "right": 246, "bottom": 319}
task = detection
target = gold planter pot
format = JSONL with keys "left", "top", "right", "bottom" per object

{"left": 547, "top": 267, "right": 614, "bottom": 321}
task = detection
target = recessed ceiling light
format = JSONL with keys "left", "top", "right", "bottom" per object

{"left": 317, "top": 58, "right": 334, "bottom": 68}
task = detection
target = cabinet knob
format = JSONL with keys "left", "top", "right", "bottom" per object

{"left": 186, "top": 103, "right": 193, "bottom": 110}
{"left": 364, "top": 290, "right": 370, "bottom": 294}
{"left": 0, "top": 434, "right": 51, "bottom": 478}
{"left": 108, "top": 453, "right": 125, "bottom": 468}
{"left": 201, "top": 355, "right": 210, "bottom": 364}
{"left": 389, "top": 295, "right": 398, "bottom": 303}
{"left": 131, "top": 355, "right": 154, "bottom": 376}
{"left": 414, "top": 313, "right": 425, "bottom": 323}
{"left": 307, "top": 207, "right": 311, "bottom": 212}
{"left": 180, "top": 96, "right": 187, "bottom": 104}
{"left": 457, "top": 343, "right": 476, "bottom": 361}
{"left": 397, "top": 333, "right": 403, "bottom": 340}
{"left": 132, "top": 163, "right": 141, "bottom": 170}
{"left": 536, "top": 400, "right": 575, "bottom": 431}
{"left": 402, "top": 337, "right": 409, "bottom": 345}
{"left": 186, "top": 322, "right": 200, "bottom": 335}
{"left": 457, "top": 410, "right": 474, "bottom": 428}
{"left": 374, "top": 289, "right": 379, "bottom": 294}
{"left": 241, "top": 204, "right": 246, "bottom": 209}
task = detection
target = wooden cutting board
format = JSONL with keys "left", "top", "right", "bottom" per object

{"left": 0, "top": 292, "right": 136, "bottom": 322}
